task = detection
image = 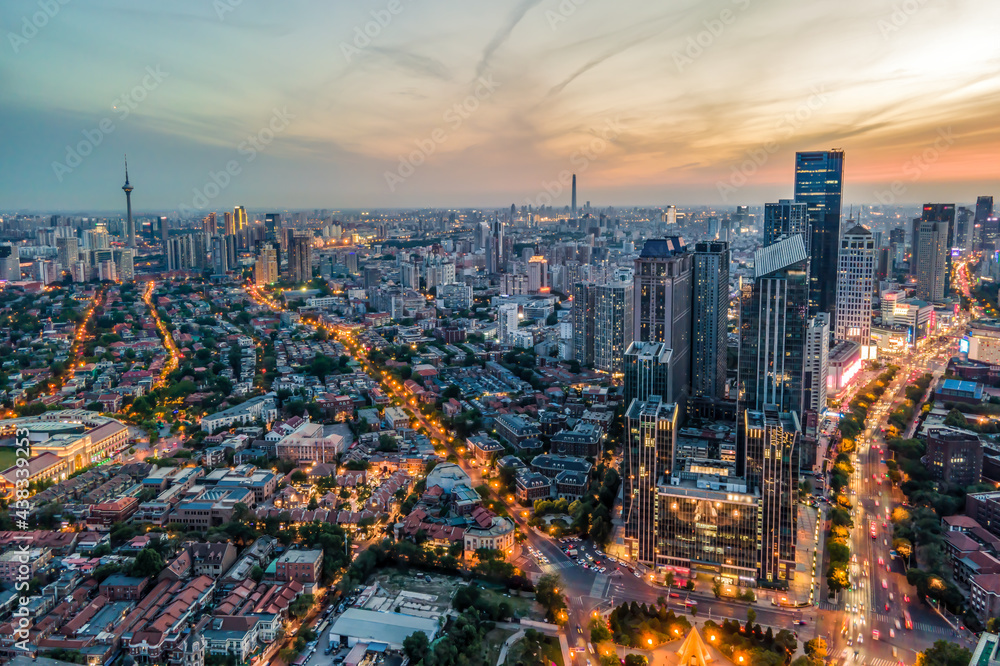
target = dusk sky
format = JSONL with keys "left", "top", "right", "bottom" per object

{"left": 1, "top": 0, "right": 998, "bottom": 213}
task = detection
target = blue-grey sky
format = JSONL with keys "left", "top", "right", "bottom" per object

{"left": 1, "top": 0, "right": 998, "bottom": 214}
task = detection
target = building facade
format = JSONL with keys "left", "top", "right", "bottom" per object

{"left": 835, "top": 224, "right": 876, "bottom": 350}
{"left": 691, "top": 241, "right": 730, "bottom": 401}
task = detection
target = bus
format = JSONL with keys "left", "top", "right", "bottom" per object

{"left": 903, "top": 610, "right": 913, "bottom": 630}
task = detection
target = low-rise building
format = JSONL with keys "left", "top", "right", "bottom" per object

{"left": 274, "top": 548, "right": 323, "bottom": 584}
{"left": 200, "top": 393, "right": 278, "bottom": 432}
{"left": 924, "top": 425, "right": 983, "bottom": 486}
{"left": 515, "top": 471, "right": 551, "bottom": 504}
{"left": 550, "top": 422, "right": 603, "bottom": 458}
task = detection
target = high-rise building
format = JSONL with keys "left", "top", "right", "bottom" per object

{"left": 691, "top": 241, "right": 730, "bottom": 401}
{"left": 211, "top": 235, "right": 229, "bottom": 275}
{"left": 593, "top": 280, "right": 634, "bottom": 374}
{"left": 743, "top": 408, "right": 801, "bottom": 586}
{"left": 920, "top": 203, "right": 956, "bottom": 292}
{"left": 224, "top": 212, "right": 236, "bottom": 236}
{"left": 265, "top": 213, "right": 280, "bottom": 241}
{"left": 114, "top": 249, "right": 134, "bottom": 281}
{"left": 764, "top": 200, "right": 809, "bottom": 252}
{"left": 633, "top": 237, "right": 692, "bottom": 399}
{"left": 497, "top": 302, "right": 519, "bottom": 344}
{"left": 34, "top": 259, "right": 58, "bottom": 285}
{"left": 957, "top": 207, "right": 974, "bottom": 253}
{"left": 738, "top": 234, "right": 810, "bottom": 416}
{"left": 623, "top": 342, "right": 674, "bottom": 406}
{"left": 571, "top": 174, "right": 577, "bottom": 219}
{"left": 571, "top": 281, "right": 597, "bottom": 366}
{"left": 254, "top": 243, "right": 279, "bottom": 286}
{"left": 487, "top": 216, "right": 505, "bottom": 274}
{"left": 122, "top": 157, "right": 135, "bottom": 249}
{"left": 0, "top": 245, "right": 19, "bottom": 282}
{"left": 835, "top": 224, "right": 876, "bottom": 349}
{"left": 234, "top": 205, "right": 248, "bottom": 231}
{"left": 527, "top": 256, "right": 548, "bottom": 294}
{"left": 623, "top": 396, "right": 678, "bottom": 564}
{"left": 289, "top": 233, "right": 313, "bottom": 283}
{"left": 56, "top": 236, "right": 79, "bottom": 272}
{"left": 202, "top": 212, "right": 217, "bottom": 237}
{"left": 914, "top": 219, "right": 949, "bottom": 302}
{"left": 794, "top": 150, "right": 844, "bottom": 322}
{"left": 976, "top": 196, "right": 996, "bottom": 250}
{"left": 803, "top": 313, "right": 829, "bottom": 420}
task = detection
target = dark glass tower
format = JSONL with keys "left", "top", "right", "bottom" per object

{"left": 691, "top": 241, "right": 730, "bottom": 401}
{"left": 738, "top": 234, "right": 810, "bottom": 417}
{"left": 763, "top": 200, "right": 809, "bottom": 252}
{"left": 794, "top": 150, "right": 843, "bottom": 322}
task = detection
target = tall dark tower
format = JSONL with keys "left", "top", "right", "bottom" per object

{"left": 122, "top": 156, "right": 135, "bottom": 249}
{"left": 571, "top": 174, "right": 577, "bottom": 218}
{"left": 794, "top": 150, "right": 843, "bottom": 323}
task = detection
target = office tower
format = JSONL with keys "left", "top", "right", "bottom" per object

{"left": 835, "top": 224, "right": 876, "bottom": 350}
{"left": 400, "top": 262, "right": 420, "bottom": 289}
{"left": 623, "top": 396, "right": 678, "bottom": 564}
{"left": 202, "top": 213, "right": 217, "bottom": 236}
{"left": 623, "top": 342, "right": 673, "bottom": 407}
{"left": 875, "top": 246, "right": 890, "bottom": 282}
{"left": 914, "top": 219, "right": 948, "bottom": 301}
{"left": 289, "top": 233, "right": 313, "bottom": 283}
{"left": 487, "top": 216, "right": 505, "bottom": 274}
{"left": 691, "top": 241, "right": 730, "bottom": 401}
{"left": 34, "top": 259, "right": 58, "bottom": 285}
{"left": 122, "top": 157, "right": 135, "bottom": 248}
{"left": 957, "top": 207, "right": 974, "bottom": 252}
{"left": 594, "top": 279, "right": 634, "bottom": 374}
{"left": 976, "top": 196, "right": 996, "bottom": 249}
{"left": 191, "top": 232, "right": 209, "bottom": 270}
{"left": 527, "top": 256, "right": 548, "bottom": 293}
{"left": 85, "top": 229, "right": 110, "bottom": 251}
{"left": 114, "top": 249, "right": 134, "bottom": 281}
{"left": 571, "top": 174, "right": 577, "bottom": 218}
{"left": 265, "top": 213, "right": 280, "bottom": 241}
{"left": 794, "top": 150, "right": 844, "bottom": 321}
{"left": 803, "top": 313, "right": 829, "bottom": 428}
{"left": 921, "top": 203, "right": 956, "bottom": 291}
{"left": 71, "top": 260, "right": 87, "bottom": 283}
{"left": 738, "top": 234, "right": 810, "bottom": 416}
{"left": 56, "top": 236, "right": 79, "bottom": 272}
{"left": 234, "top": 206, "right": 247, "bottom": 231}
{"left": 763, "top": 200, "right": 809, "bottom": 252}
{"left": 0, "top": 245, "right": 19, "bottom": 282}
{"left": 364, "top": 267, "right": 381, "bottom": 289}
{"left": 633, "top": 237, "right": 692, "bottom": 400}
{"left": 744, "top": 408, "right": 801, "bottom": 586}
{"left": 497, "top": 303, "right": 519, "bottom": 344}
{"left": 346, "top": 252, "right": 358, "bottom": 275}
{"left": 223, "top": 212, "right": 235, "bottom": 236}
{"left": 161, "top": 219, "right": 171, "bottom": 269}
{"left": 97, "top": 260, "right": 117, "bottom": 282}
{"left": 571, "top": 281, "right": 597, "bottom": 366}
{"left": 254, "top": 244, "right": 279, "bottom": 286}
{"left": 211, "top": 236, "right": 229, "bottom": 274}
{"left": 665, "top": 206, "right": 677, "bottom": 227}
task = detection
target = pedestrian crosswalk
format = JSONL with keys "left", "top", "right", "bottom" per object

{"left": 838, "top": 651, "right": 899, "bottom": 666}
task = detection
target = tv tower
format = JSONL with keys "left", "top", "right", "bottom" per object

{"left": 122, "top": 156, "right": 135, "bottom": 248}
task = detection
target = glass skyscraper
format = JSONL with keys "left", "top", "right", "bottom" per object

{"left": 794, "top": 150, "right": 844, "bottom": 322}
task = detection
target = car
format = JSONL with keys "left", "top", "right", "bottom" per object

{"left": 878, "top": 557, "right": 883, "bottom": 566}
{"left": 875, "top": 499, "right": 880, "bottom": 506}
{"left": 634, "top": 571, "right": 641, "bottom": 578}
{"left": 873, "top": 630, "right": 880, "bottom": 641}
{"left": 858, "top": 633, "right": 864, "bottom": 645}
{"left": 882, "top": 579, "right": 888, "bottom": 589}
{"left": 848, "top": 639, "right": 853, "bottom": 647}
{"left": 577, "top": 626, "right": 583, "bottom": 634}
{"left": 889, "top": 593, "right": 894, "bottom": 601}
{"left": 586, "top": 554, "right": 594, "bottom": 561}
{"left": 797, "top": 620, "right": 807, "bottom": 626}
{"left": 890, "top": 629, "right": 895, "bottom": 638}
{"left": 885, "top": 603, "right": 890, "bottom": 611}
{"left": 895, "top": 619, "right": 901, "bottom": 630}
{"left": 904, "top": 594, "right": 910, "bottom": 603}
{"left": 670, "top": 592, "right": 681, "bottom": 598}
{"left": 853, "top": 554, "right": 858, "bottom": 563}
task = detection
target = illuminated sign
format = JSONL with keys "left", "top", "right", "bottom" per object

{"left": 960, "top": 337, "right": 970, "bottom": 353}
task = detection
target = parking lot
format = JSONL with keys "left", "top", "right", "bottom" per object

{"left": 556, "top": 536, "right": 640, "bottom": 579}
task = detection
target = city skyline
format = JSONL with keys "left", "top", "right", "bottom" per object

{"left": 2, "top": 0, "right": 999, "bottom": 211}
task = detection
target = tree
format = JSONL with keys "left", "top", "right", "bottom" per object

{"left": 250, "top": 565, "right": 264, "bottom": 583}
{"left": 747, "top": 608, "right": 757, "bottom": 627}
{"left": 403, "top": 631, "right": 430, "bottom": 661}
{"left": 131, "top": 548, "right": 165, "bottom": 578}
{"left": 804, "top": 638, "right": 827, "bottom": 661}
{"left": 625, "top": 656, "right": 649, "bottom": 666}
{"left": 916, "top": 641, "right": 972, "bottom": 666}
{"left": 290, "top": 470, "right": 309, "bottom": 484}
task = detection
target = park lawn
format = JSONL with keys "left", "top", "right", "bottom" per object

{"left": 483, "top": 628, "right": 516, "bottom": 666}
{"left": 0, "top": 447, "right": 19, "bottom": 472}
